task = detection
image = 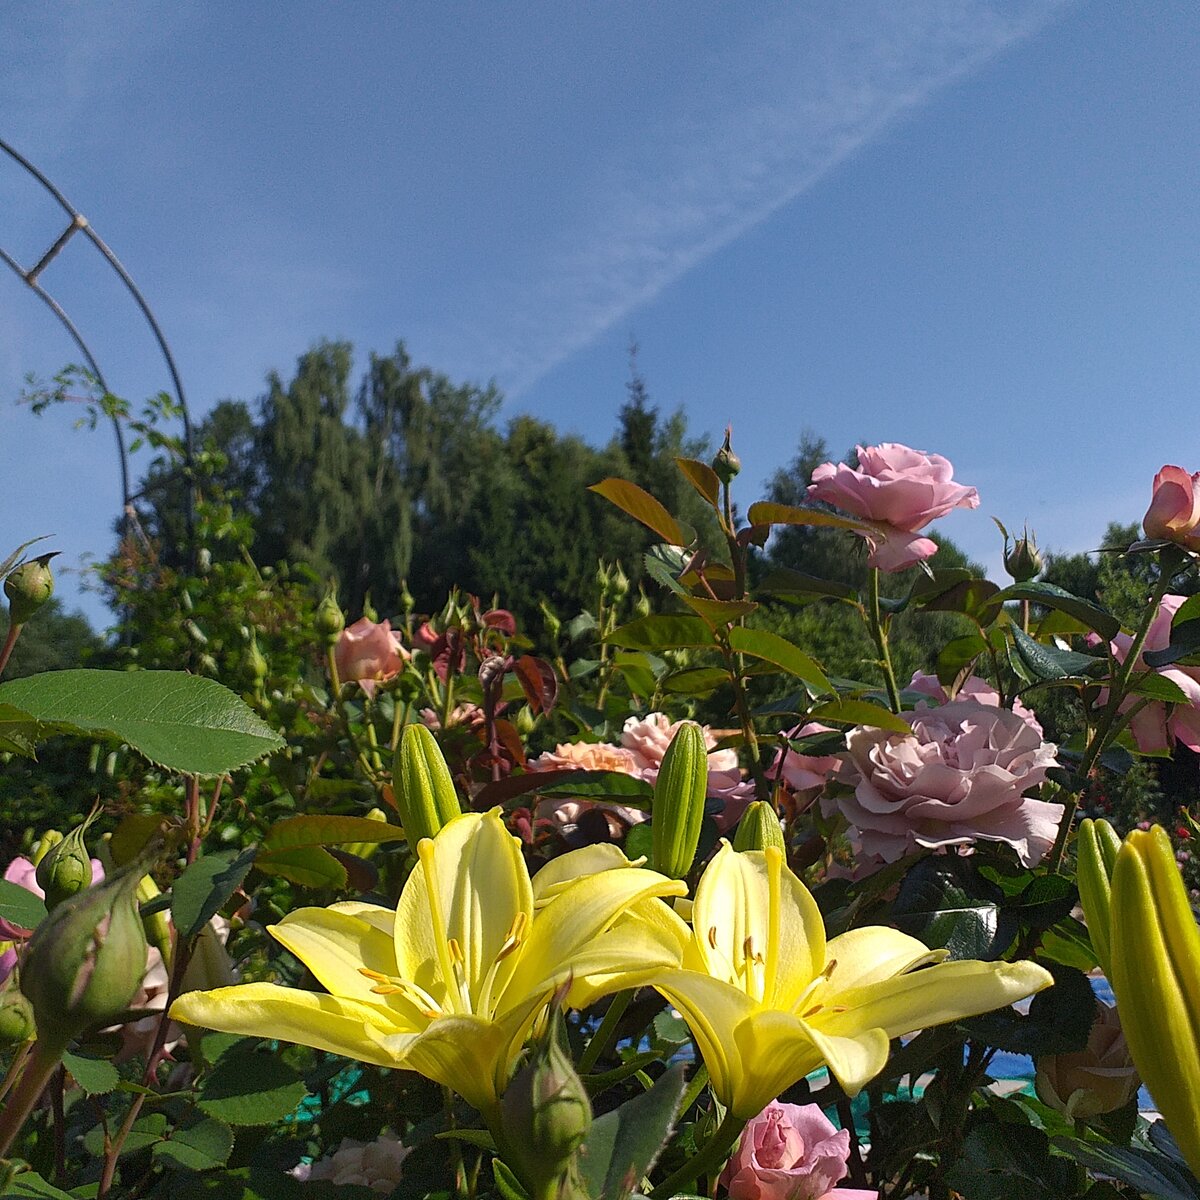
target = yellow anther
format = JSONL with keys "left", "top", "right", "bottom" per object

{"left": 708, "top": 925, "right": 719, "bottom": 949}
{"left": 448, "top": 938, "right": 465, "bottom": 966}
{"left": 496, "top": 910, "right": 528, "bottom": 961}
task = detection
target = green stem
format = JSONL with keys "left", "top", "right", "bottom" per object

{"left": 579, "top": 991, "right": 632, "bottom": 1074}
{"left": 0, "top": 1037, "right": 66, "bottom": 1159}
{"left": 1047, "top": 560, "right": 1176, "bottom": 872}
{"left": 0, "top": 623, "right": 21, "bottom": 678}
{"left": 867, "top": 569, "right": 902, "bottom": 713}
{"left": 649, "top": 1108, "right": 745, "bottom": 1199}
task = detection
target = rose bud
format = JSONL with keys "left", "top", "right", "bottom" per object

{"left": 1004, "top": 525, "right": 1043, "bottom": 583}
{"left": 4, "top": 554, "right": 56, "bottom": 626}
{"left": 713, "top": 425, "right": 742, "bottom": 483}
{"left": 315, "top": 587, "right": 346, "bottom": 643}
{"left": 1144, "top": 465, "right": 1200, "bottom": 550}
{"left": 36, "top": 808, "right": 99, "bottom": 911}
{"left": 1036, "top": 1001, "right": 1140, "bottom": 1119}
{"left": 0, "top": 983, "right": 35, "bottom": 1048}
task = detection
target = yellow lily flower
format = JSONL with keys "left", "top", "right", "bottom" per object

{"left": 650, "top": 842, "right": 1053, "bottom": 1118}
{"left": 170, "top": 811, "right": 686, "bottom": 1114}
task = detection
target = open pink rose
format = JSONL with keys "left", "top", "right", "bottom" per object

{"left": 907, "top": 671, "right": 1043, "bottom": 737}
{"left": 719, "top": 1101, "right": 875, "bottom": 1200}
{"left": 807, "top": 443, "right": 979, "bottom": 572}
{"left": 833, "top": 701, "right": 1061, "bottom": 866}
{"left": 1035, "top": 1001, "right": 1139, "bottom": 1119}
{"left": 1100, "top": 595, "right": 1200, "bottom": 753}
{"left": 1144, "top": 465, "right": 1200, "bottom": 549}
{"left": 334, "top": 617, "right": 409, "bottom": 697}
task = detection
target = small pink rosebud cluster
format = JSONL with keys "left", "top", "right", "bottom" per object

{"left": 807, "top": 443, "right": 978, "bottom": 573}
{"left": 719, "top": 1100, "right": 876, "bottom": 1200}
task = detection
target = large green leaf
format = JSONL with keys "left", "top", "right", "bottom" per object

{"left": 198, "top": 1049, "right": 308, "bottom": 1126}
{"left": 988, "top": 581, "right": 1120, "bottom": 640}
{"left": 605, "top": 615, "right": 716, "bottom": 651}
{"left": 1009, "top": 628, "right": 1107, "bottom": 683}
{"left": 254, "top": 845, "right": 348, "bottom": 889}
{"left": 0, "top": 880, "right": 47, "bottom": 932}
{"left": 153, "top": 1116, "right": 234, "bottom": 1172}
{"left": 262, "top": 814, "right": 406, "bottom": 851}
{"left": 727, "top": 627, "right": 832, "bottom": 694}
{"left": 0, "top": 670, "right": 284, "bottom": 775}
{"left": 807, "top": 698, "right": 910, "bottom": 734}
{"left": 1052, "top": 1137, "right": 1200, "bottom": 1200}
{"left": 172, "top": 848, "right": 257, "bottom": 940}
{"left": 745, "top": 501, "right": 876, "bottom": 534}
{"left": 753, "top": 568, "right": 856, "bottom": 603}
{"left": 589, "top": 478, "right": 692, "bottom": 546}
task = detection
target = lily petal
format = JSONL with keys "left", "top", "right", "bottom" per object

{"left": 531, "top": 842, "right": 635, "bottom": 902}
{"left": 396, "top": 1013, "right": 515, "bottom": 1114}
{"left": 821, "top": 927, "right": 945, "bottom": 994}
{"left": 169, "top": 983, "right": 411, "bottom": 1068}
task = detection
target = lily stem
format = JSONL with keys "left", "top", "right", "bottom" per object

{"left": 579, "top": 990, "right": 631, "bottom": 1074}
{"left": 867, "top": 569, "right": 902, "bottom": 714}
{"left": 649, "top": 1108, "right": 745, "bottom": 1199}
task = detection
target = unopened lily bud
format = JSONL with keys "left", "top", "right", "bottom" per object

{"left": 1077, "top": 817, "right": 1121, "bottom": 977}
{"left": 733, "top": 801, "right": 787, "bottom": 854}
{"left": 1005, "top": 526, "right": 1043, "bottom": 582}
{"left": 315, "top": 587, "right": 345, "bottom": 643}
{"left": 0, "top": 983, "right": 35, "bottom": 1047}
{"left": 343, "top": 808, "right": 391, "bottom": 861}
{"left": 5, "top": 554, "right": 55, "bottom": 625}
{"left": 651, "top": 722, "right": 708, "bottom": 879}
{"left": 500, "top": 1015, "right": 592, "bottom": 1194}
{"left": 712, "top": 426, "right": 741, "bottom": 484}
{"left": 37, "top": 809, "right": 99, "bottom": 911}
{"left": 22, "top": 850, "right": 153, "bottom": 1050}
{"left": 393, "top": 725, "right": 462, "bottom": 847}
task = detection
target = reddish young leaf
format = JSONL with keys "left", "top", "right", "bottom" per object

{"left": 514, "top": 654, "right": 558, "bottom": 715}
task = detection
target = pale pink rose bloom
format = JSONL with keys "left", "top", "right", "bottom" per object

{"left": 776, "top": 722, "right": 843, "bottom": 795}
{"left": 907, "top": 671, "right": 1043, "bottom": 737}
{"left": 290, "top": 1132, "right": 410, "bottom": 1192}
{"left": 334, "top": 617, "right": 409, "bottom": 697}
{"left": 1035, "top": 1001, "right": 1140, "bottom": 1119}
{"left": 1144, "top": 465, "right": 1200, "bottom": 549}
{"left": 807, "top": 443, "right": 979, "bottom": 573}
{"left": 719, "top": 1100, "right": 875, "bottom": 1200}
{"left": 1100, "top": 595, "right": 1200, "bottom": 753}
{"left": 834, "top": 701, "right": 1062, "bottom": 867}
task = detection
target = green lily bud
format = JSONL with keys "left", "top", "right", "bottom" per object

{"left": 651, "top": 722, "right": 708, "bottom": 880}
{"left": 393, "top": 725, "right": 462, "bottom": 847}
{"left": 343, "top": 808, "right": 391, "bottom": 861}
{"left": 1109, "top": 825, "right": 1200, "bottom": 1177}
{"left": 36, "top": 808, "right": 99, "bottom": 911}
{"left": 0, "top": 983, "right": 35, "bottom": 1047}
{"left": 733, "top": 801, "right": 787, "bottom": 854}
{"left": 500, "top": 1009, "right": 592, "bottom": 1195}
{"left": 22, "top": 851, "right": 153, "bottom": 1051}
{"left": 5, "top": 554, "right": 55, "bottom": 626}
{"left": 712, "top": 426, "right": 741, "bottom": 484}
{"left": 1005, "top": 525, "right": 1043, "bottom": 582}
{"left": 315, "top": 586, "right": 345, "bottom": 643}
{"left": 29, "top": 830, "right": 62, "bottom": 868}
{"left": 1077, "top": 817, "right": 1121, "bottom": 977}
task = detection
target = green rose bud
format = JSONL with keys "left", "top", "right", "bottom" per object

{"left": 539, "top": 600, "right": 562, "bottom": 641}
{"left": 246, "top": 634, "right": 268, "bottom": 681}
{"left": 500, "top": 1009, "right": 592, "bottom": 1194}
{"left": 36, "top": 809, "right": 99, "bottom": 911}
{"left": 712, "top": 426, "right": 741, "bottom": 484}
{"left": 315, "top": 586, "right": 345, "bottom": 642}
{"left": 1005, "top": 525, "right": 1043, "bottom": 583}
{"left": 0, "top": 984, "right": 35, "bottom": 1048}
{"left": 22, "top": 850, "right": 154, "bottom": 1051}
{"left": 634, "top": 587, "right": 653, "bottom": 620}
{"left": 607, "top": 561, "right": 630, "bottom": 601}
{"left": 651, "top": 722, "right": 709, "bottom": 880}
{"left": 393, "top": 724, "right": 463, "bottom": 847}
{"left": 4, "top": 554, "right": 56, "bottom": 626}
{"left": 733, "top": 800, "right": 787, "bottom": 854}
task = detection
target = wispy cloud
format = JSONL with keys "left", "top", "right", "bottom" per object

{"left": 463, "top": 0, "right": 1070, "bottom": 396}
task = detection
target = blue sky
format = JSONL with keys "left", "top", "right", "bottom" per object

{"left": 3, "top": 1, "right": 1199, "bottom": 629}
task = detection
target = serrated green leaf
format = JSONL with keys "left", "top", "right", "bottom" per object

{"left": 83, "top": 1112, "right": 168, "bottom": 1159}
{"left": 807, "top": 698, "right": 910, "bottom": 734}
{"left": 1010, "top": 627, "right": 1107, "bottom": 682}
{"left": 745, "top": 501, "right": 876, "bottom": 534}
{"left": 643, "top": 545, "right": 690, "bottom": 597}
{"left": 0, "top": 670, "right": 285, "bottom": 775}
{"left": 605, "top": 615, "right": 716, "bottom": 651}
{"left": 153, "top": 1116, "right": 234, "bottom": 1172}
{"left": 988, "top": 581, "right": 1120, "bottom": 640}
{"left": 752, "top": 568, "right": 857, "bottom": 602}
{"left": 171, "top": 848, "right": 256, "bottom": 940}
{"left": 680, "top": 596, "right": 757, "bottom": 625}
{"left": 727, "top": 627, "right": 832, "bottom": 694}
{"left": 198, "top": 1051, "right": 308, "bottom": 1126}
{"left": 1127, "top": 670, "right": 1191, "bottom": 704}
{"left": 0, "top": 1170, "right": 76, "bottom": 1198}
{"left": 1051, "top": 1136, "right": 1200, "bottom": 1200}
{"left": 62, "top": 1050, "right": 120, "bottom": 1095}
{"left": 0, "top": 879, "right": 47, "bottom": 932}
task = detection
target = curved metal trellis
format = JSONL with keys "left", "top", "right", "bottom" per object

{"left": 0, "top": 136, "right": 196, "bottom": 562}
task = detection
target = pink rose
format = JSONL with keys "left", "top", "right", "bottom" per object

{"left": 907, "top": 671, "right": 1043, "bottom": 737}
{"left": 527, "top": 742, "right": 649, "bottom": 835}
{"left": 1144, "top": 465, "right": 1200, "bottom": 549}
{"left": 807, "top": 443, "right": 979, "bottom": 572}
{"left": 1101, "top": 595, "right": 1200, "bottom": 753}
{"left": 334, "top": 617, "right": 409, "bottom": 697}
{"left": 776, "top": 723, "right": 843, "bottom": 795}
{"left": 719, "top": 1101, "right": 875, "bottom": 1200}
{"left": 833, "top": 701, "right": 1062, "bottom": 866}
{"left": 1035, "top": 1001, "right": 1139, "bottom": 1119}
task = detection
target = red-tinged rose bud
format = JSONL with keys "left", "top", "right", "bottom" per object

{"left": 712, "top": 426, "right": 741, "bottom": 483}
